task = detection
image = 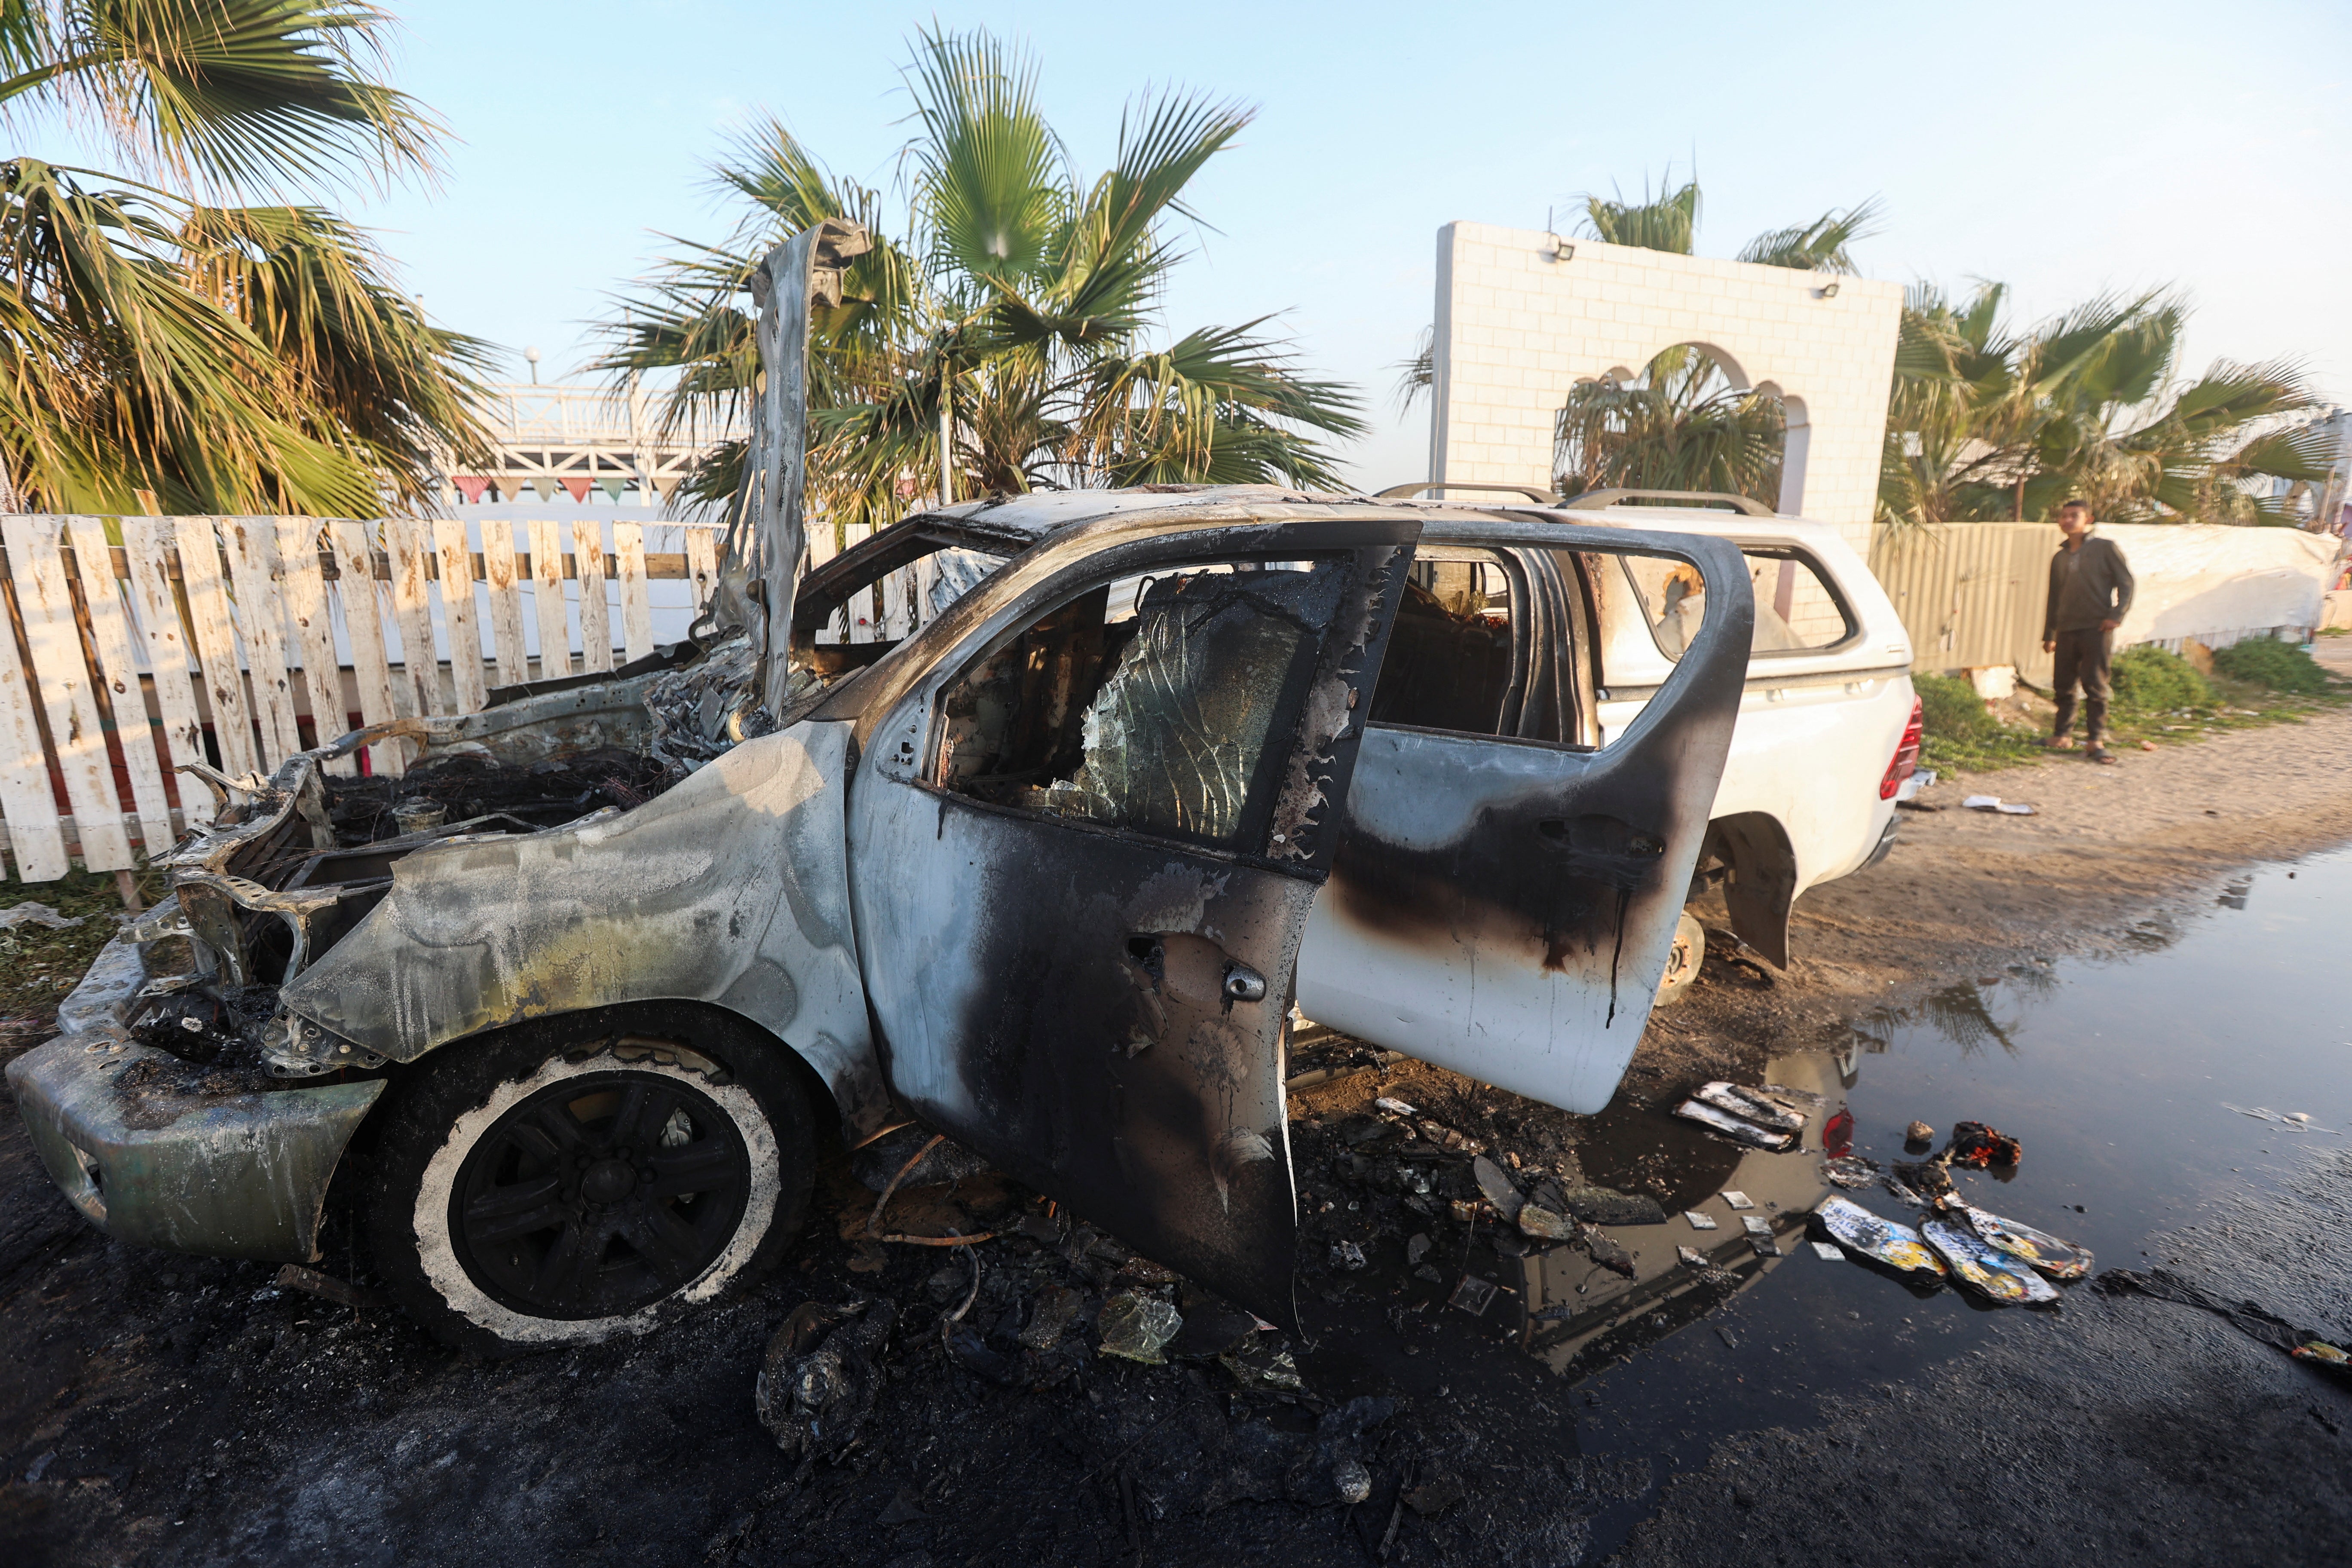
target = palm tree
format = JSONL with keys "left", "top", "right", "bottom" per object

{"left": 0, "top": 2, "right": 491, "bottom": 515}
{"left": 600, "top": 28, "right": 1364, "bottom": 534}
{"left": 1879, "top": 284, "right": 2332, "bottom": 527}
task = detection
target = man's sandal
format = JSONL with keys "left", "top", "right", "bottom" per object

{"left": 2046, "top": 735, "right": 2076, "bottom": 750}
{"left": 2087, "top": 746, "right": 2116, "bottom": 765}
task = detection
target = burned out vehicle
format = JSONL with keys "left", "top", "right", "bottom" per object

{"left": 10, "top": 229, "right": 1758, "bottom": 1351}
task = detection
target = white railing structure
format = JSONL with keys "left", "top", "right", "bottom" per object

{"left": 444, "top": 382, "right": 750, "bottom": 508}
{"left": 0, "top": 514, "right": 927, "bottom": 883}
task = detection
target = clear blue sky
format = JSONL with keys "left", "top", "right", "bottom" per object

{"left": 349, "top": 0, "right": 2349, "bottom": 489}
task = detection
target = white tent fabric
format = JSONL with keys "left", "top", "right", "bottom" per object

{"left": 2102, "top": 524, "right": 2343, "bottom": 651}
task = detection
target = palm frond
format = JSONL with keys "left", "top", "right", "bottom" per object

{"left": 1736, "top": 196, "right": 1882, "bottom": 273}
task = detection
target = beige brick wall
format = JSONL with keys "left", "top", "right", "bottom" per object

{"left": 1429, "top": 222, "right": 1903, "bottom": 554}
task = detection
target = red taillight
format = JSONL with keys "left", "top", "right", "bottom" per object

{"left": 1880, "top": 695, "right": 1924, "bottom": 800}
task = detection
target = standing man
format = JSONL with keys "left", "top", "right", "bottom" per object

{"left": 2040, "top": 499, "right": 2134, "bottom": 764}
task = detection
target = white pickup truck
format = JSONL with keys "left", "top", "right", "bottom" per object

{"left": 1371, "top": 485, "right": 1920, "bottom": 999}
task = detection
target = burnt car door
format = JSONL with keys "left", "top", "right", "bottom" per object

{"left": 842, "top": 513, "right": 1415, "bottom": 1324}
{"left": 1296, "top": 519, "right": 1751, "bottom": 1115}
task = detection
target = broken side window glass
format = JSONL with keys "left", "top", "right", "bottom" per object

{"left": 1619, "top": 547, "right": 1853, "bottom": 660}
{"left": 934, "top": 560, "right": 1346, "bottom": 852}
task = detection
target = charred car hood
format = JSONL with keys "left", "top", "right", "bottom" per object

{"left": 279, "top": 719, "right": 889, "bottom": 1137}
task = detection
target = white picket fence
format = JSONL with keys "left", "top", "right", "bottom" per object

{"left": 0, "top": 514, "right": 913, "bottom": 884}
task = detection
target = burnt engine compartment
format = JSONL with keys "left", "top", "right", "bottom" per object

{"left": 321, "top": 747, "right": 676, "bottom": 842}
{"left": 129, "top": 746, "right": 688, "bottom": 1072}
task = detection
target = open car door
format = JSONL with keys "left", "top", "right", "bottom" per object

{"left": 1297, "top": 519, "right": 1752, "bottom": 1114}
{"left": 842, "top": 512, "right": 1415, "bottom": 1326}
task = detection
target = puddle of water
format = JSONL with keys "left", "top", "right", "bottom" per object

{"left": 1557, "top": 845, "right": 2352, "bottom": 1550}
{"left": 1302, "top": 846, "right": 2352, "bottom": 1555}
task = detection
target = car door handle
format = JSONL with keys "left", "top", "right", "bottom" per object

{"left": 1222, "top": 964, "right": 1268, "bottom": 1003}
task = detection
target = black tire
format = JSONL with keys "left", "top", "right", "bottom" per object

{"left": 366, "top": 1008, "right": 816, "bottom": 1355}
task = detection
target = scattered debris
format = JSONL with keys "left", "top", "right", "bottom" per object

{"left": 1449, "top": 1275, "right": 1499, "bottom": 1316}
{"left": 1947, "top": 1121, "right": 2023, "bottom": 1168}
{"left": 1894, "top": 766, "right": 1936, "bottom": 803}
{"left": 1822, "top": 1155, "right": 1880, "bottom": 1188}
{"left": 1017, "top": 1285, "right": 1086, "bottom": 1351}
{"left": 1684, "top": 1210, "right": 1719, "bottom": 1231}
{"left": 1693, "top": 1081, "right": 1810, "bottom": 1133}
{"left": 1721, "top": 1191, "right": 1755, "bottom": 1211}
{"left": 1405, "top": 1233, "right": 1433, "bottom": 1266}
{"left": 1822, "top": 1108, "right": 1855, "bottom": 1157}
{"left": 1959, "top": 1206, "right": 2094, "bottom": 1278}
{"left": 2223, "top": 1103, "right": 2342, "bottom": 1134}
{"left": 1813, "top": 1197, "right": 1947, "bottom": 1277}
{"left": 272, "top": 1263, "right": 390, "bottom": 1317}
{"left": 1674, "top": 1099, "right": 1795, "bottom": 1150}
{"left": 1921, "top": 1220, "right": 2058, "bottom": 1304}
{"left": 1096, "top": 1289, "right": 1184, "bottom": 1364}
{"left": 1577, "top": 1222, "right": 1636, "bottom": 1278}
{"left": 1903, "top": 1120, "right": 1936, "bottom": 1147}
{"left": 1374, "top": 1096, "right": 1417, "bottom": 1117}
{"left": 757, "top": 1299, "right": 897, "bottom": 1459}
{"left": 0, "top": 903, "right": 83, "bottom": 931}
{"left": 1556, "top": 1185, "right": 1669, "bottom": 1226}
{"left": 1402, "top": 1473, "right": 1467, "bottom": 1516}
{"left": 1740, "top": 1215, "right": 1781, "bottom": 1258}
{"left": 1471, "top": 1155, "right": 1524, "bottom": 1221}
{"left": 1961, "top": 795, "right": 2036, "bottom": 815}
{"left": 2097, "top": 1268, "right": 2352, "bottom": 1378}
{"left": 1891, "top": 1159, "right": 1956, "bottom": 1202}
{"left": 1810, "top": 1241, "right": 1846, "bottom": 1261}
{"left": 1677, "top": 1245, "right": 1712, "bottom": 1268}
{"left": 1219, "top": 1338, "right": 1306, "bottom": 1395}
{"left": 1516, "top": 1204, "right": 1573, "bottom": 1241}
{"left": 1198, "top": 1398, "right": 1396, "bottom": 1511}
{"left": 1328, "top": 1240, "right": 1367, "bottom": 1271}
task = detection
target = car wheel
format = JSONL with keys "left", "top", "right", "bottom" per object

{"left": 367, "top": 1015, "right": 815, "bottom": 1355}
{"left": 1654, "top": 911, "right": 1705, "bottom": 1006}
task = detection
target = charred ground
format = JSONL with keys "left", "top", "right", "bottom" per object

{"left": 4, "top": 688, "right": 2352, "bottom": 1567}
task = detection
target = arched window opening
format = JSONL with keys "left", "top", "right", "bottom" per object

{"left": 1552, "top": 345, "right": 1786, "bottom": 510}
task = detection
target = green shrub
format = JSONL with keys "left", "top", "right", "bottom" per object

{"left": 2211, "top": 637, "right": 2332, "bottom": 695}
{"left": 1914, "top": 671, "right": 1999, "bottom": 741}
{"left": 2111, "top": 645, "right": 2214, "bottom": 712}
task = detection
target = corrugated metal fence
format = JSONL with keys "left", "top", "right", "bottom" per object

{"left": 0, "top": 514, "right": 917, "bottom": 883}
{"left": 1868, "top": 522, "right": 2063, "bottom": 685}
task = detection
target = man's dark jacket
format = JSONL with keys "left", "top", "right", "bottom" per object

{"left": 2043, "top": 533, "right": 2135, "bottom": 639}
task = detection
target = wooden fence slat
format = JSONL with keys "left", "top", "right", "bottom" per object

{"left": 432, "top": 520, "right": 488, "bottom": 714}
{"left": 481, "top": 521, "right": 530, "bottom": 688}
{"left": 843, "top": 523, "right": 875, "bottom": 643}
{"left": 0, "top": 525, "right": 70, "bottom": 880}
{"left": 64, "top": 518, "right": 177, "bottom": 854}
{"left": 914, "top": 551, "right": 939, "bottom": 633}
{"left": 222, "top": 517, "right": 303, "bottom": 767}
{"left": 685, "top": 526, "right": 719, "bottom": 631}
{"left": 881, "top": 563, "right": 913, "bottom": 640}
{"left": 3, "top": 517, "right": 132, "bottom": 871}
{"left": 573, "top": 520, "right": 613, "bottom": 674}
{"left": 528, "top": 520, "right": 572, "bottom": 679}
{"left": 173, "top": 517, "right": 262, "bottom": 780}
{"left": 277, "top": 518, "right": 354, "bottom": 776}
{"left": 808, "top": 523, "right": 841, "bottom": 643}
{"left": 384, "top": 518, "right": 439, "bottom": 720}
{"left": 327, "top": 521, "right": 404, "bottom": 776}
{"left": 120, "top": 518, "right": 212, "bottom": 826}
{"left": 614, "top": 521, "right": 653, "bottom": 662}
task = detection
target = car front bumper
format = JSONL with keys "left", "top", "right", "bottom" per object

{"left": 6, "top": 1032, "right": 385, "bottom": 1265}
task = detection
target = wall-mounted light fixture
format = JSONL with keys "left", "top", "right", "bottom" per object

{"left": 1816, "top": 282, "right": 1840, "bottom": 299}
{"left": 1547, "top": 234, "right": 1575, "bottom": 262}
